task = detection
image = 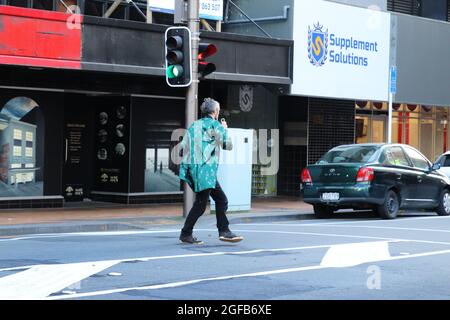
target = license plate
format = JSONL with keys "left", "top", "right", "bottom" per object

{"left": 321, "top": 192, "right": 339, "bottom": 201}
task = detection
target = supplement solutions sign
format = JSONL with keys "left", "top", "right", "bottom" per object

{"left": 292, "top": 0, "right": 391, "bottom": 101}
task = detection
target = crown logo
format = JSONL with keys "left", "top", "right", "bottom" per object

{"left": 313, "top": 22, "right": 324, "bottom": 32}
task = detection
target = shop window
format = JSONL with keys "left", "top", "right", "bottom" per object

{"left": 1, "top": 96, "right": 43, "bottom": 195}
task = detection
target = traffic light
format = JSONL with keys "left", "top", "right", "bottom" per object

{"left": 198, "top": 43, "right": 217, "bottom": 78}
{"left": 165, "top": 26, "right": 192, "bottom": 87}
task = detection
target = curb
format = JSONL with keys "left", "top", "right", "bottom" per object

{"left": 0, "top": 211, "right": 316, "bottom": 238}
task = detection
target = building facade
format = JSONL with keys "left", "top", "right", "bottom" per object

{"left": 225, "top": 0, "right": 450, "bottom": 196}
{"left": 0, "top": 3, "right": 293, "bottom": 208}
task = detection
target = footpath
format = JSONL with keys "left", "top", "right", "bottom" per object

{"left": 0, "top": 197, "right": 315, "bottom": 237}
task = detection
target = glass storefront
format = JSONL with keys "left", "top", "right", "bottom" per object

{"left": 356, "top": 101, "right": 449, "bottom": 162}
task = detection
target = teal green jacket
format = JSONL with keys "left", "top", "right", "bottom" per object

{"left": 179, "top": 116, "right": 233, "bottom": 192}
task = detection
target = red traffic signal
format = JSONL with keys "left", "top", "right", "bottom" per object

{"left": 198, "top": 43, "right": 217, "bottom": 78}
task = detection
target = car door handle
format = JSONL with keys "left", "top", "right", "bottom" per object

{"left": 395, "top": 173, "right": 402, "bottom": 180}
{"left": 417, "top": 176, "right": 423, "bottom": 182}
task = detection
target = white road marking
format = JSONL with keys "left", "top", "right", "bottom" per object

{"left": 0, "top": 243, "right": 346, "bottom": 273}
{"left": 0, "top": 240, "right": 403, "bottom": 299}
{"left": 320, "top": 241, "right": 391, "bottom": 268}
{"left": 232, "top": 227, "right": 450, "bottom": 246}
{"left": 237, "top": 215, "right": 450, "bottom": 227}
{"left": 307, "top": 225, "right": 450, "bottom": 233}
{"left": 0, "top": 229, "right": 182, "bottom": 242}
{"left": 46, "top": 245, "right": 450, "bottom": 300}
{"left": 0, "top": 227, "right": 403, "bottom": 243}
{"left": 231, "top": 228, "right": 402, "bottom": 242}
{"left": 236, "top": 223, "right": 450, "bottom": 234}
{"left": 46, "top": 265, "right": 328, "bottom": 300}
{"left": 0, "top": 261, "right": 118, "bottom": 300}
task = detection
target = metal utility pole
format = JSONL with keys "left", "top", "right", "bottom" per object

{"left": 183, "top": 0, "right": 200, "bottom": 217}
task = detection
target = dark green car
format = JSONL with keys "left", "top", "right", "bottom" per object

{"left": 301, "top": 143, "right": 450, "bottom": 219}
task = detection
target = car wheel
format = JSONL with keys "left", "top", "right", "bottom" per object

{"left": 436, "top": 189, "right": 450, "bottom": 216}
{"left": 313, "top": 205, "right": 334, "bottom": 219}
{"left": 377, "top": 190, "right": 399, "bottom": 219}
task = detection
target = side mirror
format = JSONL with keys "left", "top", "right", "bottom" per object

{"left": 432, "top": 163, "right": 441, "bottom": 171}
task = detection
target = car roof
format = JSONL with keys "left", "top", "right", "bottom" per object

{"left": 332, "top": 143, "right": 396, "bottom": 148}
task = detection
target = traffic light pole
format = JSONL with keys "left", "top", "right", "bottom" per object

{"left": 183, "top": 0, "right": 199, "bottom": 217}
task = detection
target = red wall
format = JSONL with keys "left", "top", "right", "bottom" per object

{"left": 0, "top": 5, "right": 82, "bottom": 69}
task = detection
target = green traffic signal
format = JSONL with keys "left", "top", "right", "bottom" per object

{"left": 165, "top": 26, "right": 192, "bottom": 87}
{"left": 166, "top": 65, "right": 184, "bottom": 79}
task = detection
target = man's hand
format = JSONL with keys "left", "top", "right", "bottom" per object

{"left": 220, "top": 118, "right": 228, "bottom": 129}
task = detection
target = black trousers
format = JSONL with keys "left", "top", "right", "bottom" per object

{"left": 181, "top": 182, "right": 229, "bottom": 235}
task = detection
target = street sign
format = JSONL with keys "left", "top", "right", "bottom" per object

{"left": 390, "top": 66, "right": 397, "bottom": 94}
{"left": 148, "top": 0, "right": 223, "bottom": 21}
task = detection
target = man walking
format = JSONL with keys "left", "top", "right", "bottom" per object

{"left": 178, "top": 98, "right": 244, "bottom": 245}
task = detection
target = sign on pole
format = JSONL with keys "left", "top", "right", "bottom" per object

{"left": 148, "top": 0, "right": 223, "bottom": 21}
{"left": 390, "top": 66, "right": 397, "bottom": 94}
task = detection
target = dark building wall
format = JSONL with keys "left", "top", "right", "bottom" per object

{"left": 223, "top": 0, "right": 294, "bottom": 39}
{"left": 393, "top": 13, "right": 450, "bottom": 106}
{"left": 81, "top": 16, "right": 293, "bottom": 84}
{"left": 388, "top": 0, "right": 450, "bottom": 21}
{"left": 223, "top": 84, "right": 279, "bottom": 130}
{"left": 307, "top": 98, "right": 355, "bottom": 165}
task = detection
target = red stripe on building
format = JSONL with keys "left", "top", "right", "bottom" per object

{"left": 0, "top": 5, "right": 82, "bottom": 69}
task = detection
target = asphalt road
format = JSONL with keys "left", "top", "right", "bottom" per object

{"left": 1, "top": 210, "right": 450, "bottom": 301}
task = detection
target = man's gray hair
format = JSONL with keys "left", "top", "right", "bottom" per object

{"left": 200, "top": 98, "right": 219, "bottom": 115}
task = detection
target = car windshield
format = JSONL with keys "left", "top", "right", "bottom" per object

{"left": 317, "top": 146, "right": 379, "bottom": 164}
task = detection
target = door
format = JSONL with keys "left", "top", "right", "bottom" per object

{"left": 63, "top": 97, "right": 94, "bottom": 201}
{"left": 403, "top": 146, "right": 440, "bottom": 207}
{"left": 379, "top": 146, "right": 418, "bottom": 207}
